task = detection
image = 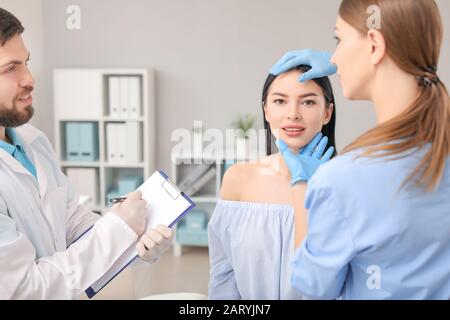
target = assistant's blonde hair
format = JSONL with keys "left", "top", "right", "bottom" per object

{"left": 340, "top": 0, "right": 450, "bottom": 191}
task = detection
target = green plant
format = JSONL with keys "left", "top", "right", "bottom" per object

{"left": 232, "top": 114, "right": 256, "bottom": 139}
{"left": 191, "top": 121, "right": 204, "bottom": 135}
{"left": 192, "top": 126, "right": 203, "bottom": 135}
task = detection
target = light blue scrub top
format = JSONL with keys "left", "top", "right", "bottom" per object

{"left": 292, "top": 146, "right": 450, "bottom": 300}
{"left": 0, "top": 128, "right": 37, "bottom": 179}
{"left": 208, "top": 199, "right": 304, "bottom": 300}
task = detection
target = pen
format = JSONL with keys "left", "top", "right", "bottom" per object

{"left": 109, "top": 197, "right": 127, "bottom": 204}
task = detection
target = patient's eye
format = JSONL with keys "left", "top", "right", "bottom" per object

{"left": 273, "top": 99, "right": 286, "bottom": 105}
{"left": 302, "top": 99, "right": 316, "bottom": 107}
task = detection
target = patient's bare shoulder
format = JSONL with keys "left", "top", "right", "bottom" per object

{"left": 219, "top": 162, "right": 251, "bottom": 201}
{"left": 219, "top": 156, "right": 274, "bottom": 201}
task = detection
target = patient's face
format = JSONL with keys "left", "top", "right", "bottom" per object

{"left": 264, "top": 70, "right": 333, "bottom": 153}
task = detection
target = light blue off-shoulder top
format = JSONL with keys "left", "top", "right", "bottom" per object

{"left": 208, "top": 199, "right": 304, "bottom": 300}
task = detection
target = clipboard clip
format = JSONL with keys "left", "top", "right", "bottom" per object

{"left": 162, "top": 178, "right": 182, "bottom": 200}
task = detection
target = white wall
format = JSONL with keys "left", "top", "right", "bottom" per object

{"left": 0, "top": 0, "right": 46, "bottom": 132}
{"left": 39, "top": 0, "right": 372, "bottom": 173}
{"left": 2, "top": 0, "right": 449, "bottom": 174}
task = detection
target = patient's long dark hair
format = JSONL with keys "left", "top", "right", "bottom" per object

{"left": 262, "top": 65, "right": 337, "bottom": 156}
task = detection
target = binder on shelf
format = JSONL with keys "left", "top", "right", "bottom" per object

{"left": 125, "top": 122, "right": 142, "bottom": 163}
{"left": 79, "top": 122, "right": 98, "bottom": 162}
{"left": 120, "top": 77, "right": 129, "bottom": 119}
{"left": 64, "top": 122, "right": 98, "bottom": 162}
{"left": 65, "top": 122, "right": 80, "bottom": 161}
{"left": 116, "top": 123, "right": 126, "bottom": 163}
{"left": 106, "top": 123, "right": 118, "bottom": 162}
{"left": 184, "top": 166, "right": 216, "bottom": 197}
{"left": 106, "top": 122, "right": 141, "bottom": 164}
{"left": 128, "top": 76, "right": 142, "bottom": 119}
{"left": 178, "top": 163, "right": 214, "bottom": 191}
{"left": 108, "top": 77, "right": 121, "bottom": 118}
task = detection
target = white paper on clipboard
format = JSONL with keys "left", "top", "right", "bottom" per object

{"left": 85, "top": 170, "right": 195, "bottom": 298}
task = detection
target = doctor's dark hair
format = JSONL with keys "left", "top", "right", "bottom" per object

{"left": 261, "top": 65, "right": 337, "bottom": 157}
{"left": 0, "top": 8, "right": 24, "bottom": 46}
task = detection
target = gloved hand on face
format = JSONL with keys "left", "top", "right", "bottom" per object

{"left": 270, "top": 49, "right": 337, "bottom": 82}
{"left": 276, "top": 132, "right": 335, "bottom": 185}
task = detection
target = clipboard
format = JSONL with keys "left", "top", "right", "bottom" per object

{"left": 85, "top": 170, "right": 196, "bottom": 298}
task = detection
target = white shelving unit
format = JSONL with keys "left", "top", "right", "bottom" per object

{"left": 53, "top": 68, "right": 155, "bottom": 213}
{"left": 171, "top": 152, "right": 223, "bottom": 257}
{"left": 171, "top": 147, "right": 263, "bottom": 256}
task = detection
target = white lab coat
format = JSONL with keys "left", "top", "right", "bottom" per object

{"left": 0, "top": 124, "right": 138, "bottom": 299}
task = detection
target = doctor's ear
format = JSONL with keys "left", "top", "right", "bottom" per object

{"left": 367, "top": 29, "right": 386, "bottom": 66}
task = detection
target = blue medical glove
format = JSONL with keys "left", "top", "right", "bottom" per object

{"left": 270, "top": 49, "right": 337, "bottom": 82}
{"left": 276, "top": 133, "right": 335, "bottom": 185}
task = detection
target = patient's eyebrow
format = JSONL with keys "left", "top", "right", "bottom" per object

{"left": 271, "top": 92, "right": 289, "bottom": 98}
{"left": 271, "top": 92, "right": 319, "bottom": 99}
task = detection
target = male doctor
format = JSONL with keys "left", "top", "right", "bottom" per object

{"left": 0, "top": 8, "right": 173, "bottom": 299}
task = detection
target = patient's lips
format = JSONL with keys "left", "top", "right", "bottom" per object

{"left": 281, "top": 124, "right": 306, "bottom": 137}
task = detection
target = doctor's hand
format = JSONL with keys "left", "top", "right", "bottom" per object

{"left": 276, "top": 132, "right": 335, "bottom": 185}
{"left": 136, "top": 225, "right": 174, "bottom": 263}
{"left": 112, "top": 191, "right": 147, "bottom": 237}
{"left": 270, "top": 49, "right": 337, "bottom": 82}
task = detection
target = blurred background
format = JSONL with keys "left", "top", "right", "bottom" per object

{"left": 1, "top": 0, "right": 449, "bottom": 299}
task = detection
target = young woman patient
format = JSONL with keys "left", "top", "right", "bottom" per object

{"left": 208, "top": 65, "right": 336, "bottom": 299}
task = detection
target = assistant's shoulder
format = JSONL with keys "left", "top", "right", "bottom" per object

{"left": 310, "top": 152, "right": 361, "bottom": 189}
{"left": 303, "top": 153, "right": 359, "bottom": 214}
{"left": 322, "top": 152, "right": 356, "bottom": 172}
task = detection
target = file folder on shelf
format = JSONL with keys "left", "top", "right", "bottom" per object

{"left": 128, "top": 76, "right": 142, "bottom": 119}
{"left": 108, "top": 77, "right": 121, "bottom": 118}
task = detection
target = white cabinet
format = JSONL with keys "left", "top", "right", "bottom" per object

{"left": 171, "top": 155, "right": 219, "bottom": 257}
{"left": 54, "top": 70, "right": 103, "bottom": 120}
{"left": 54, "top": 68, "right": 155, "bottom": 213}
{"left": 171, "top": 145, "right": 264, "bottom": 256}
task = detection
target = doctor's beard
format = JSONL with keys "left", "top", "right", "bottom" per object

{"left": 0, "top": 102, "right": 34, "bottom": 127}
